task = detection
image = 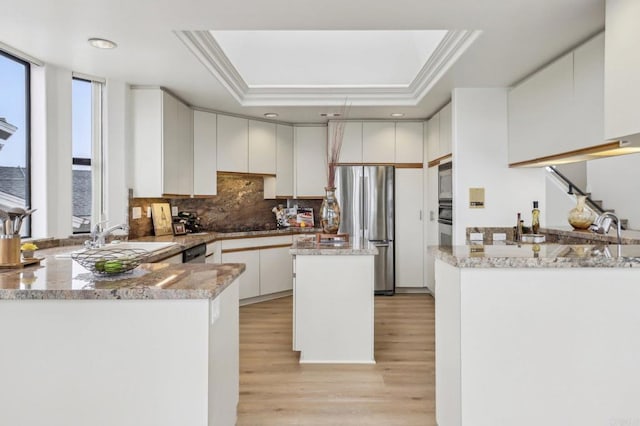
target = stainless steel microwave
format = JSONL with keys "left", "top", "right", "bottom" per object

{"left": 438, "top": 162, "right": 452, "bottom": 202}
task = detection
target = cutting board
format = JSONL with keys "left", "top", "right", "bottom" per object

{"left": 151, "top": 203, "right": 173, "bottom": 236}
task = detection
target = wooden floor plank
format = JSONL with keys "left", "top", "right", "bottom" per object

{"left": 237, "top": 294, "right": 435, "bottom": 425}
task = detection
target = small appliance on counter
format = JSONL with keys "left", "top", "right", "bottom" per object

{"left": 175, "top": 211, "right": 203, "bottom": 234}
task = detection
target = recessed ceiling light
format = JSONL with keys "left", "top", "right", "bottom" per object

{"left": 264, "top": 113, "right": 279, "bottom": 118}
{"left": 88, "top": 38, "right": 117, "bottom": 49}
{"left": 320, "top": 113, "right": 341, "bottom": 118}
{"left": 391, "top": 113, "right": 405, "bottom": 118}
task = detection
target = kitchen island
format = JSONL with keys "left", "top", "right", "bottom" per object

{"left": 290, "top": 239, "right": 378, "bottom": 363}
{"left": 432, "top": 243, "right": 640, "bottom": 426}
{"left": 0, "top": 248, "right": 245, "bottom": 426}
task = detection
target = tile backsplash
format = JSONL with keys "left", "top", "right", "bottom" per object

{"left": 129, "top": 173, "right": 322, "bottom": 239}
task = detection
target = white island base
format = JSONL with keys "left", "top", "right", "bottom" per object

{"left": 436, "top": 260, "right": 640, "bottom": 426}
{"left": 293, "top": 254, "right": 375, "bottom": 364}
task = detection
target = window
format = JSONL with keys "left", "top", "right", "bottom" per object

{"left": 72, "top": 77, "right": 103, "bottom": 233}
{"left": 0, "top": 51, "right": 30, "bottom": 236}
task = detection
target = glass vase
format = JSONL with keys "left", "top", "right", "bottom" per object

{"left": 568, "top": 195, "right": 595, "bottom": 230}
{"left": 320, "top": 187, "right": 341, "bottom": 234}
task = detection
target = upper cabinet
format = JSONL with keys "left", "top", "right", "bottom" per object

{"left": 508, "top": 33, "right": 604, "bottom": 165}
{"left": 395, "top": 122, "right": 424, "bottom": 163}
{"left": 426, "top": 102, "right": 452, "bottom": 163}
{"left": 605, "top": 0, "right": 640, "bottom": 141}
{"left": 275, "top": 124, "right": 294, "bottom": 198}
{"left": 193, "top": 110, "right": 217, "bottom": 196}
{"left": 131, "top": 88, "right": 193, "bottom": 197}
{"left": 248, "top": 120, "right": 276, "bottom": 175}
{"left": 294, "top": 126, "right": 327, "bottom": 198}
{"left": 362, "top": 122, "right": 395, "bottom": 163}
{"left": 217, "top": 115, "right": 248, "bottom": 173}
{"left": 331, "top": 121, "right": 363, "bottom": 163}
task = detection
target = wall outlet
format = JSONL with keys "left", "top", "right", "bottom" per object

{"left": 147, "top": 206, "right": 152, "bottom": 218}
{"left": 132, "top": 207, "right": 142, "bottom": 220}
{"left": 470, "top": 232, "right": 484, "bottom": 241}
{"left": 171, "top": 206, "right": 178, "bottom": 216}
{"left": 493, "top": 233, "right": 507, "bottom": 241}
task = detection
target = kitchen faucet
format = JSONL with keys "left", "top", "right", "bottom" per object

{"left": 589, "top": 212, "right": 622, "bottom": 245}
{"left": 87, "top": 221, "right": 129, "bottom": 248}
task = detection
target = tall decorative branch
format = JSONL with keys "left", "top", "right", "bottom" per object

{"left": 327, "top": 101, "right": 351, "bottom": 188}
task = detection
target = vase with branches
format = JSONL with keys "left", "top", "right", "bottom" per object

{"left": 320, "top": 102, "right": 350, "bottom": 234}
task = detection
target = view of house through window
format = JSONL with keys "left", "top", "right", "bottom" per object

{"left": 0, "top": 51, "right": 30, "bottom": 236}
{"left": 72, "top": 77, "right": 103, "bottom": 234}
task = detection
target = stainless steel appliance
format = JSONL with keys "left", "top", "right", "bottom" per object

{"left": 334, "top": 165, "right": 395, "bottom": 295}
{"left": 438, "top": 162, "right": 453, "bottom": 246}
{"left": 183, "top": 243, "right": 206, "bottom": 263}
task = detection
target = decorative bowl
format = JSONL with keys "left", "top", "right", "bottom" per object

{"left": 71, "top": 247, "right": 150, "bottom": 275}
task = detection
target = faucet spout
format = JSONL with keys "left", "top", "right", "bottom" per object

{"left": 87, "top": 221, "right": 129, "bottom": 248}
{"left": 589, "top": 212, "right": 622, "bottom": 245}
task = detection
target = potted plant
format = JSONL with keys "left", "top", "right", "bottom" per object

{"left": 20, "top": 242, "right": 38, "bottom": 259}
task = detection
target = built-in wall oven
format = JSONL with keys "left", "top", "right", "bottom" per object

{"left": 438, "top": 162, "right": 453, "bottom": 246}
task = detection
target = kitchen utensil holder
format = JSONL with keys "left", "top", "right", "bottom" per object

{"left": 0, "top": 236, "right": 21, "bottom": 265}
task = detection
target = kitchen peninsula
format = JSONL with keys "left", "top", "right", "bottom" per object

{"left": 0, "top": 249, "right": 245, "bottom": 426}
{"left": 432, "top": 243, "right": 640, "bottom": 426}
{"left": 290, "top": 238, "right": 378, "bottom": 363}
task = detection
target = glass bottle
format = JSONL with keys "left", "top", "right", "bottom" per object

{"left": 531, "top": 201, "right": 540, "bottom": 234}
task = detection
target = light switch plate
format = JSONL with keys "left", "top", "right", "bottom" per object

{"left": 171, "top": 206, "right": 178, "bottom": 216}
{"left": 132, "top": 207, "right": 142, "bottom": 220}
{"left": 493, "top": 233, "right": 507, "bottom": 241}
{"left": 470, "top": 232, "right": 484, "bottom": 241}
{"left": 147, "top": 206, "right": 152, "bottom": 218}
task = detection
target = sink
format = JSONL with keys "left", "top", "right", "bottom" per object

{"left": 56, "top": 241, "right": 177, "bottom": 258}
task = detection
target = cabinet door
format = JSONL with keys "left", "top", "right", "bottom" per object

{"left": 508, "top": 52, "right": 574, "bottom": 164}
{"left": 162, "top": 92, "right": 180, "bottom": 195}
{"left": 249, "top": 120, "right": 276, "bottom": 174}
{"left": 276, "top": 124, "right": 294, "bottom": 197}
{"left": 426, "top": 113, "right": 440, "bottom": 161}
{"left": 439, "top": 102, "right": 452, "bottom": 157}
{"left": 331, "top": 121, "right": 363, "bottom": 163}
{"left": 217, "top": 115, "right": 248, "bottom": 173}
{"left": 221, "top": 249, "right": 260, "bottom": 299}
{"left": 131, "top": 89, "right": 163, "bottom": 197}
{"left": 605, "top": 1, "right": 640, "bottom": 140}
{"left": 259, "top": 246, "right": 293, "bottom": 295}
{"left": 294, "top": 126, "right": 327, "bottom": 197}
{"left": 424, "top": 167, "right": 438, "bottom": 292}
{"left": 574, "top": 33, "right": 604, "bottom": 149}
{"left": 395, "top": 169, "right": 424, "bottom": 287}
{"left": 395, "top": 122, "right": 424, "bottom": 163}
{"left": 193, "top": 111, "right": 217, "bottom": 196}
{"left": 363, "top": 122, "right": 395, "bottom": 163}
{"left": 176, "top": 101, "right": 194, "bottom": 195}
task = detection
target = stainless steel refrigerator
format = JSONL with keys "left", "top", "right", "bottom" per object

{"left": 334, "top": 165, "right": 395, "bottom": 295}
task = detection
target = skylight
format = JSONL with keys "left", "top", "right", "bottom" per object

{"left": 208, "top": 30, "right": 448, "bottom": 88}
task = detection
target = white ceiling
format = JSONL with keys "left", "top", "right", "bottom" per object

{"left": 0, "top": 0, "right": 604, "bottom": 123}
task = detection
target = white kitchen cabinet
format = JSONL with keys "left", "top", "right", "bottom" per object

{"left": 330, "top": 121, "right": 363, "bottom": 163}
{"left": 248, "top": 120, "right": 276, "bottom": 174}
{"left": 193, "top": 110, "right": 217, "bottom": 196}
{"left": 362, "top": 122, "right": 395, "bottom": 163}
{"left": 221, "top": 249, "right": 260, "bottom": 299}
{"left": 605, "top": 0, "right": 640, "bottom": 141}
{"left": 395, "top": 122, "right": 424, "bottom": 163}
{"left": 426, "top": 113, "right": 440, "bottom": 161}
{"left": 439, "top": 103, "right": 452, "bottom": 157}
{"left": 424, "top": 166, "right": 439, "bottom": 292}
{"left": 294, "top": 126, "right": 327, "bottom": 197}
{"left": 275, "top": 124, "right": 294, "bottom": 197}
{"left": 205, "top": 241, "right": 221, "bottom": 263}
{"left": 259, "top": 246, "right": 293, "bottom": 294}
{"left": 131, "top": 88, "right": 193, "bottom": 197}
{"left": 217, "top": 115, "right": 248, "bottom": 173}
{"left": 395, "top": 168, "right": 424, "bottom": 287}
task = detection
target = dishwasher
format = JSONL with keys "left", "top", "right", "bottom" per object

{"left": 182, "top": 243, "right": 206, "bottom": 263}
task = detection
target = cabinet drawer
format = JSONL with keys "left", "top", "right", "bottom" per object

{"left": 220, "top": 235, "right": 293, "bottom": 251}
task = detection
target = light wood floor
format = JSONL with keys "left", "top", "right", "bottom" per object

{"left": 237, "top": 294, "right": 435, "bottom": 425}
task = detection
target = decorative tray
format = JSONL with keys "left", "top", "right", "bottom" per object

{"left": 0, "top": 257, "right": 42, "bottom": 269}
{"left": 71, "top": 248, "right": 150, "bottom": 275}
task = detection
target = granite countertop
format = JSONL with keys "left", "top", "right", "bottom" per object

{"left": 541, "top": 226, "right": 640, "bottom": 244}
{"left": 431, "top": 243, "right": 640, "bottom": 268}
{"left": 290, "top": 238, "right": 379, "bottom": 255}
{"left": 0, "top": 245, "right": 246, "bottom": 300}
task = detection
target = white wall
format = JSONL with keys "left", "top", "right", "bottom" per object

{"left": 587, "top": 153, "right": 640, "bottom": 229}
{"left": 452, "top": 88, "right": 545, "bottom": 245}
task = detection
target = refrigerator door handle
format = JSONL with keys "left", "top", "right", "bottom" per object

{"left": 362, "top": 175, "right": 369, "bottom": 236}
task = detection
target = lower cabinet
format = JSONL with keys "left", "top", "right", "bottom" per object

{"left": 395, "top": 168, "right": 425, "bottom": 287}
{"left": 220, "top": 236, "right": 293, "bottom": 301}
{"left": 221, "top": 250, "right": 261, "bottom": 299}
